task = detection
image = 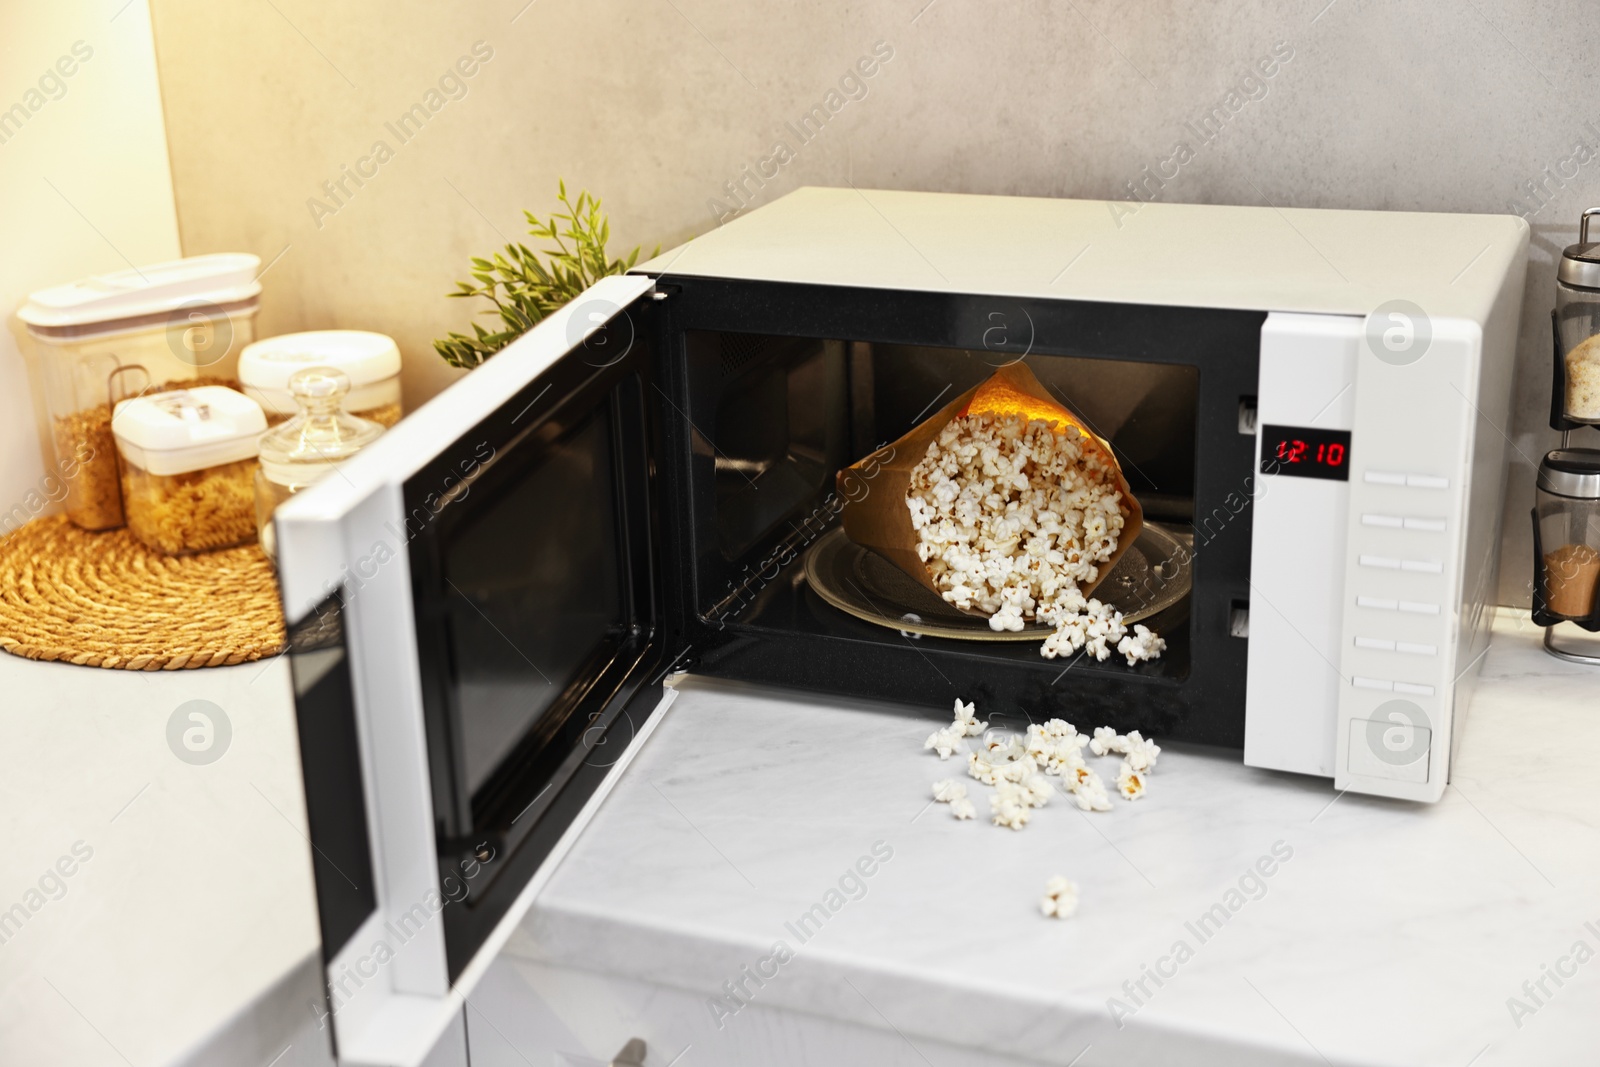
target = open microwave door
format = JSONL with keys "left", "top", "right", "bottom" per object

{"left": 275, "top": 275, "right": 677, "bottom": 1067}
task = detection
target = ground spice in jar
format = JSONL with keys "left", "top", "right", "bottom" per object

{"left": 1567, "top": 335, "right": 1600, "bottom": 421}
{"left": 1543, "top": 542, "right": 1600, "bottom": 618}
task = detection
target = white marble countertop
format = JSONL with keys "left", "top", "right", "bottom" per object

{"left": 0, "top": 651, "right": 326, "bottom": 1067}
{"left": 510, "top": 610, "right": 1600, "bottom": 1067}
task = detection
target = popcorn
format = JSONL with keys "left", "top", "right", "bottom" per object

{"left": 952, "top": 698, "right": 987, "bottom": 736}
{"left": 1022, "top": 774, "right": 1053, "bottom": 808}
{"left": 968, "top": 750, "right": 1002, "bottom": 786}
{"left": 1067, "top": 767, "right": 1112, "bottom": 812}
{"left": 1025, "top": 720, "right": 1089, "bottom": 776}
{"left": 1039, "top": 876, "right": 1079, "bottom": 919}
{"left": 950, "top": 797, "right": 976, "bottom": 820}
{"left": 906, "top": 413, "right": 1162, "bottom": 667}
{"left": 932, "top": 779, "right": 967, "bottom": 803}
{"left": 1122, "top": 731, "right": 1161, "bottom": 773}
{"left": 990, "top": 787, "right": 1032, "bottom": 830}
{"left": 1089, "top": 726, "right": 1123, "bottom": 757}
{"left": 1118, "top": 625, "right": 1167, "bottom": 664}
{"left": 924, "top": 724, "right": 967, "bottom": 760}
{"left": 1117, "top": 761, "right": 1146, "bottom": 801}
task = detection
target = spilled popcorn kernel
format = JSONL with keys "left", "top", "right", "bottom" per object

{"left": 1117, "top": 761, "right": 1146, "bottom": 801}
{"left": 924, "top": 724, "right": 967, "bottom": 760}
{"left": 953, "top": 698, "right": 987, "bottom": 736}
{"left": 931, "top": 779, "right": 967, "bottom": 803}
{"left": 1089, "top": 726, "right": 1123, "bottom": 757}
{"left": 1039, "top": 876, "right": 1079, "bottom": 919}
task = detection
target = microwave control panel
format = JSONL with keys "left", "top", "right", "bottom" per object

{"left": 1333, "top": 316, "right": 1475, "bottom": 803}
{"left": 1245, "top": 312, "right": 1472, "bottom": 802}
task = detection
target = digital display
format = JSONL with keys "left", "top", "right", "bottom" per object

{"left": 1260, "top": 424, "right": 1352, "bottom": 481}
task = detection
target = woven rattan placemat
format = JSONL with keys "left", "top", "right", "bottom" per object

{"left": 0, "top": 515, "right": 285, "bottom": 669}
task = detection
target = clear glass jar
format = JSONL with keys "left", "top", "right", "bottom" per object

{"left": 1556, "top": 209, "right": 1600, "bottom": 424}
{"left": 255, "top": 368, "right": 384, "bottom": 559}
{"left": 112, "top": 386, "right": 267, "bottom": 556}
{"left": 1535, "top": 450, "right": 1600, "bottom": 621}
{"left": 18, "top": 255, "right": 262, "bottom": 530}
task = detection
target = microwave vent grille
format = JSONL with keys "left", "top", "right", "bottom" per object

{"left": 720, "top": 333, "right": 769, "bottom": 378}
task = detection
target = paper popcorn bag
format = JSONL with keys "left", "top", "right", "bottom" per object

{"left": 836, "top": 361, "right": 1143, "bottom": 611}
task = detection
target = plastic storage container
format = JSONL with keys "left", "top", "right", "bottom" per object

{"left": 112, "top": 386, "right": 267, "bottom": 556}
{"left": 254, "top": 368, "right": 383, "bottom": 559}
{"left": 239, "top": 330, "right": 402, "bottom": 427}
{"left": 18, "top": 254, "right": 262, "bottom": 530}
{"left": 1555, "top": 208, "right": 1600, "bottom": 425}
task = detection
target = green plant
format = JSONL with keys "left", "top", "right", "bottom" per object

{"left": 434, "top": 182, "right": 656, "bottom": 370}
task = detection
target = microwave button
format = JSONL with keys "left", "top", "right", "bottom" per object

{"left": 1396, "top": 642, "right": 1437, "bottom": 656}
{"left": 1398, "top": 600, "right": 1440, "bottom": 614}
{"left": 1364, "top": 470, "right": 1407, "bottom": 486}
{"left": 1352, "top": 676, "right": 1393, "bottom": 691}
{"left": 1406, "top": 473, "right": 1449, "bottom": 489}
{"left": 1355, "top": 636, "right": 1396, "bottom": 651}
{"left": 1362, "top": 513, "right": 1404, "bottom": 528}
{"left": 1393, "top": 681, "right": 1435, "bottom": 696}
{"left": 1403, "top": 517, "right": 1447, "bottom": 532}
{"left": 1360, "top": 554, "right": 1402, "bottom": 570}
{"left": 1400, "top": 558, "right": 1443, "bottom": 574}
{"left": 1357, "top": 596, "right": 1398, "bottom": 611}
{"left": 1347, "top": 719, "right": 1431, "bottom": 783}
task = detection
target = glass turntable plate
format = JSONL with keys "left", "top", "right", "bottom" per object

{"left": 804, "top": 523, "right": 1191, "bottom": 641}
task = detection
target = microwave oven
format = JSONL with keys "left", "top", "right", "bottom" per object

{"left": 273, "top": 188, "right": 1528, "bottom": 1065}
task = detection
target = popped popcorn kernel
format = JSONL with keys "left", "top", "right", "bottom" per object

{"left": 924, "top": 724, "right": 967, "bottom": 760}
{"left": 1039, "top": 875, "right": 1079, "bottom": 919}
{"left": 1117, "top": 761, "right": 1147, "bottom": 801}
{"left": 932, "top": 779, "right": 967, "bottom": 803}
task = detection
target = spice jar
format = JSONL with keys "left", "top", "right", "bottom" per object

{"left": 17, "top": 254, "right": 262, "bottom": 531}
{"left": 1555, "top": 208, "right": 1600, "bottom": 425}
{"left": 1533, "top": 449, "right": 1600, "bottom": 627}
{"left": 240, "top": 330, "right": 403, "bottom": 428}
{"left": 254, "top": 368, "right": 384, "bottom": 559}
{"left": 112, "top": 387, "right": 267, "bottom": 556}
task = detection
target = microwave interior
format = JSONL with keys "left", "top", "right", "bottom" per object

{"left": 399, "top": 280, "right": 1263, "bottom": 977}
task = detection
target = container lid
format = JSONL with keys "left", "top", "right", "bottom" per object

{"left": 18, "top": 254, "right": 262, "bottom": 333}
{"left": 257, "top": 368, "right": 384, "bottom": 487}
{"left": 113, "top": 386, "right": 267, "bottom": 476}
{"left": 239, "top": 331, "right": 401, "bottom": 391}
{"left": 1559, "top": 208, "right": 1600, "bottom": 291}
{"left": 1538, "top": 448, "right": 1600, "bottom": 499}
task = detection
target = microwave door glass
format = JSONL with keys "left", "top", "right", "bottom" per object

{"left": 441, "top": 407, "right": 625, "bottom": 798}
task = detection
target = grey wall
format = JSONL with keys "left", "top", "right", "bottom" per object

{"left": 147, "top": 0, "right": 1600, "bottom": 606}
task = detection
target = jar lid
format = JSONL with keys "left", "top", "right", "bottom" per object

{"left": 18, "top": 254, "right": 262, "bottom": 334}
{"left": 1538, "top": 448, "right": 1600, "bottom": 499}
{"left": 1559, "top": 208, "right": 1600, "bottom": 291}
{"left": 257, "top": 368, "right": 384, "bottom": 487}
{"left": 239, "top": 331, "right": 401, "bottom": 390}
{"left": 112, "top": 386, "right": 267, "bottom": 477}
